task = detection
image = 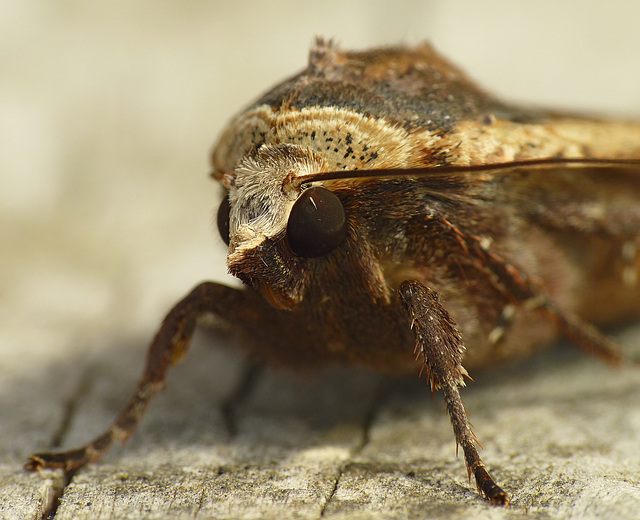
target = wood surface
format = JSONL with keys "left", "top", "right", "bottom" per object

{"left": 2, "top": 325, "right": 640, "bottom": 519}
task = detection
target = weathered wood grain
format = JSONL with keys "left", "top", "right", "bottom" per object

{"left": 3, "top": 324, "right": 640, "bottom": 519}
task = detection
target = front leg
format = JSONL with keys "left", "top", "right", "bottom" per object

{"left": 25, "top": 282, "right": 257, "bottom": 473}
{"left": 399, "top": 280, "right": 509, "bottom": 505}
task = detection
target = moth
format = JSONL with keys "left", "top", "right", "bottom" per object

{"left": 27, "top": 38, "right": 640, "bottom": 505}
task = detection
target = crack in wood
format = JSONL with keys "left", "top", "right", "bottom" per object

{"left": 38, "top": 470, "right": 75, "bottom": 520}
{"left": 319, "top": 468, "right": 342, "bottom": 517}
{"left": 193, "top": 485, "right": 207, "bottom": 519}
{"left": 319, "top": 380, "right": 387, "bottom": 517}
{"left": 36, "top": 369, "right": 95, "bottom": 519}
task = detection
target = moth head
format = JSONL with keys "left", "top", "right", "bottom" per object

{"left": 216, "top": 143, "right": 348, "bottom": 309}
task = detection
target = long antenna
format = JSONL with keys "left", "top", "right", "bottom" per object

{"left": 291, "top": 158, "right": 640, "bottom": 187}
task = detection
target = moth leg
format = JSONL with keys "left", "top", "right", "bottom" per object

{"left": 489, "top": 295, "right": 550, "bottom": 350}
{"left": 439, "top": 215, "right": 626, "bottom": 365}
{"left": 26, "top": 282, "right": 250, "bottom": 473}
{"left": 487, "top": 303, "right": 517, "bottom": 346}
{"left": 472, "top": 236, "right": 626, "bottom": 364}
{"left": 479, "top": 237, "right": 625, "bottom": 364}
{"left": 399, "top": 280, "right": 509, "bottom": 506}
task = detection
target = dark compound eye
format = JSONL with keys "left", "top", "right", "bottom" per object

{"left": 287, "top": 186, "right": 346, "bottom": 258}
{"left": 217, "top": 195, "right": 230, "bottom": 246}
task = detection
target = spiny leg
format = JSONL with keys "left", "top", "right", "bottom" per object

{"left": 438, "top": 215, "right": 627, "bottom": 365}
{"left": 399, "top": 280, "right": 509, "bottom": 505}
{"left": 26, "top": 282, "right": 250, "bottom": 473}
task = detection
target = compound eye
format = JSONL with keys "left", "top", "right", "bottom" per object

{"left": 217, "top": 195, "right": 230, "bottom": 246}
{"left": 287, "top": 186, "right": 346, "bottom": 258}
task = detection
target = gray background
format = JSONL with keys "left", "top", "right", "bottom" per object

{"left": 1, "top": 1, "right": 640, "bottom": 519}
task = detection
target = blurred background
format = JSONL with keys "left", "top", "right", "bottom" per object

{"left": 2, "top": 0, "right": 640, "bottom": 379}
